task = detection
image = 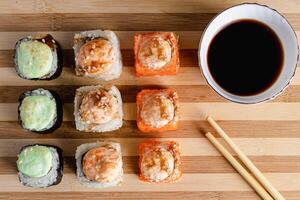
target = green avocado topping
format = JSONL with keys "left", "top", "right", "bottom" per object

{"left": 17, "top": 145, "right": 53, "bottom": 178}
{"left": 17, "top": 40, "right": 53, "bottom": 79}
{"left": 20, "top": 95, "right": 56, "bottom": 131}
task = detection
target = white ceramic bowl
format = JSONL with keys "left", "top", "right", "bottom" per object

{"left": 198, "top": 3, "right": 299, "bottom": 104}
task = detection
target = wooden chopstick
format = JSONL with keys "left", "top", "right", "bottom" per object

{"left": 207, "top": 116, "right": 285, "bottom": 200}
{"left": 206, "top": 132, "right": 273, "bottom": 200}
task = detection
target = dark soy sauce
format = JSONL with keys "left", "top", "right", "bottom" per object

{"left": 207, "top": 19, "right": 284, "bottom": 96}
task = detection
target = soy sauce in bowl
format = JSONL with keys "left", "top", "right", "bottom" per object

{"left": 207, "top": 19, "right": 284, "bottom": 96}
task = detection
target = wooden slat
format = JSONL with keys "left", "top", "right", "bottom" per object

{"left": 0, "top": 192, "right": 295, "bottom": 200}
{"left": 0, "top": 13, "right": 218, "bottom": 31}
{"left": 1, "top": 156, "right": 299, "bottom": 174}
{"left": 0, "top": 13, "right": 299, "bottom": 31}
{"left": 0, "top": 192, "right": 261, "bottom": 200}
{"left": 2, "top": 121, "right": 300, "bottom": 139}
{"left": 1, "top": 67, "right": 300, "bottom": 86}
{"left": 1, "top": 192, "right": 297, "bottom": 200}
{"left": 0, "top": 67, "right": 204, "bottom": 86}
{"left": 0, "top": 173, "right": 299, "bottom": 192}
{"left": 2, "top": 102, "right": 300, "bottom": 121}
{"left": 0, "top": 138, "right": 299, "bottom": 157}
{"left": 0, "top": 31, "right": 300, "bottom": 50}
{"left": 1, "top": 0, "right": 300, "bottom": 14}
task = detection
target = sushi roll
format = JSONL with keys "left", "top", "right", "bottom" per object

{"left": 73, "top": 30, "right": 122, "bottom": 81}
{"left": 134, "top": 32, "right": 180, "bottom": 76}
{"left": 136, "top": 89, "right": 179, "bottom": 132}
{"left": 18, "top": 88, "right": 63, "bottom": 133}
{"left": 138, "top": 140, "right": 182, "bottom": 183}
{"left": 74, "top": 85, "right": 123, "bottom": 132}
{"left": 75, "top": 141, "right": 123, "bottom": 188}
{"left": 17, "top": 144, "right": 63, "bottom": 188}
{"left": 14, "top": 34, "right": 63, "bottom": 80}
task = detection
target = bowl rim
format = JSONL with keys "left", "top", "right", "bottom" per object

{"left": 198, "top": 3, "right": 299, "bottom": 104}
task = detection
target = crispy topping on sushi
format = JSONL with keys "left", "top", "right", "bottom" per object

{"left": 18, "top": 88, "right": 63, "bottom": 133}
{"left": 17, "top": 144, "right": 63, "bottom": 188}
{"left": 73, "top": 30, "right": 122, "bottom": 81}
{"left": 138, "top": 141, "right": 182, "bottom": 183}
{"left": 82, "top": 146, "right": 122, "bottom": 182}
{"left": 134, "top": 32, "right": 180, "bottom": 76}
{"left": 14, "top": 34, "right": 63, "bottom": 80}
{"left": 137, "top": 89, "right": 179, "bottom": 132}
{"left": 75, "top": 141, "right": 123, "bottom": 188}
{"left": 74, "top": 85, "right": 123, "bottom": 133}
{"left": 138, "top": 36, "right": 172, "bottom": 69}
{"left": 76, "top": 39, "right": 115, "bottom": 75}
{"left": 79, "top": 89, "right": 118, "bottom": 124}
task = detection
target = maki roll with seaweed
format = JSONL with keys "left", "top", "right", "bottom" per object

{"left": 17, "top": 144, "right": 63, "bottom": 188}
{"left": 14, "top": 34, "right": 63, "bottom": 80}
{"left": 75, "top": 141, "right": 123, "bottom": 188}
{"left": 18, "top": 88, "right": 63, "bottom": 133}
{"left": 73, "top": 30, "right": 122, "bottom": 81}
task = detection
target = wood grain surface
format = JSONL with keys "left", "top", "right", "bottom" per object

{"left": 0, "top": 0, "right": 300, "bottom": 199}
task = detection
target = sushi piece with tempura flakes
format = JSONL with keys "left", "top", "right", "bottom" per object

{"left": 74, "top": 85, "right": 123, "bottom": 132}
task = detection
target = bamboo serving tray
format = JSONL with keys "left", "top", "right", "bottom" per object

{"left": 0, "top": 0, "right": 300, "bottom": 199}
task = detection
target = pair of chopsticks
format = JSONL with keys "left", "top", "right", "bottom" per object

{"left": 206, "top": 116, "right": 285, "bottom": 200}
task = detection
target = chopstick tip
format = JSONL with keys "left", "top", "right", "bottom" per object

{"left": 205, "top": 132, "right": 212, "bottom": 137}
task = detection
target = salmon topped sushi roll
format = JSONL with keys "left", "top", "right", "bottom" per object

{"left": 134, "top": 32, "right": 179, "bottom": 76}
{"left": 75, "top": 141, "right": 123, "bottom": 188}
{"left": 138, "top": 140, "right": 182, "bottom": 183}
{"left": 136, "top": 89, "right": 179, "bottom": 132}
{"left": 73, "top": 30, "right": 122, "bottom": 81}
